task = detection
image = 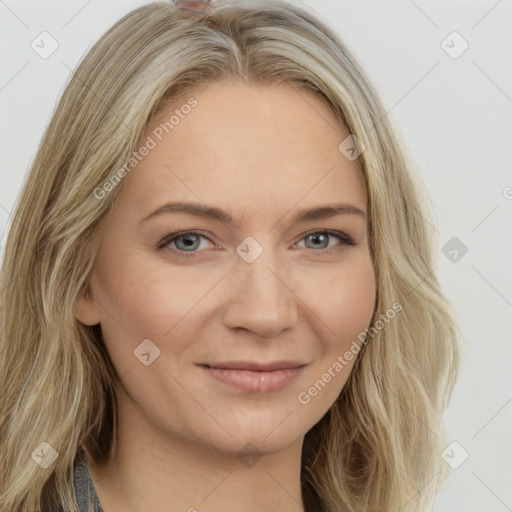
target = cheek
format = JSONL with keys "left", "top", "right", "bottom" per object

{"left": 96, "top": 251, "right": 204, "bottom": 332}
{"left": 93, "top": 250, "right": 223, "bottom": 374}
{"left": 328, "top": 256, "right": 376, "bottom": 345}
{"left": 295, "top": 256, "right": 375, "bottom": 415}
{"left": 90, "top": 253, "right": 180, "bottom": 360}
{"left": 297, "top": 251, "right": 376, "bottom": 348}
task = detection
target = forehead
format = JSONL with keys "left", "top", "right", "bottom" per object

{"left": 119, "top": 83, "right": 367, "bottom": 219}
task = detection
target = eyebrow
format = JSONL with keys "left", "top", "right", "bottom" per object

{"left": 141, "top": 201, "right": 366, "bottom": 226}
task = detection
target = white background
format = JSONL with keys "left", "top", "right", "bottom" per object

{"left": 1, "top": 1, "right": 511, "bottom": 510}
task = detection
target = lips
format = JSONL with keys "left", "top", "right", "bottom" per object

{"left": 201, "top": 360, "right": 307, "bottom": 371}
{"left": 198, "top": 361, "right": 307, "bottom": 393}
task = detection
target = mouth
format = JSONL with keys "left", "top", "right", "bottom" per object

{"left": 197, "top": 361, "right": 307, "bottom": 393}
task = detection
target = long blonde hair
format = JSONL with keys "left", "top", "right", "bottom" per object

{"left": 0, "top": 1, "right": 461, "bottom": 511}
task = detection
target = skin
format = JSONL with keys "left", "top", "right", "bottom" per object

{"left": 75, "top": 82, "right": 376, "bottom": 512}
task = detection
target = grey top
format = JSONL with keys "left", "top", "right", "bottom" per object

{"left": 72, "top": 456, "right": 103, "bottom": 512}
{"left": 45, "top": 456, "right": 103, "bottom": 512}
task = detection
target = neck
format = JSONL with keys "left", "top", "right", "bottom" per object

{"left": 86, "top": 403, "right": 306, "bottom": 512}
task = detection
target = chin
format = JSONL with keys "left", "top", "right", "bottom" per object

{"left": 184, "top": 404, "right": 316, "bottom": 459}
{"left": 201, "top": 428, "right": 302, "bottom": 459}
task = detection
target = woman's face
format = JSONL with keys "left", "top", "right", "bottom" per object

{"left": 76, "top": 82, "right": 376, "bottom": 457}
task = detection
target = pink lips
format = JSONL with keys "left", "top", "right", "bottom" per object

{"left": 198, "top": 361, "right": 306, "bottom": 393}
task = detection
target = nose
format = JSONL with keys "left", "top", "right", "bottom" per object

{"left": 222, "top": 246, "right": 298, "bottom": 338}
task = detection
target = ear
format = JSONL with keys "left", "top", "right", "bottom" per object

{"left": 75, "top": 283, "right": 102, "bottom": 326}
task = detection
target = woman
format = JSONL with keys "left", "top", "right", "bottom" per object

{"left": 0, "top": 1, "right": 461, "bottom": 511}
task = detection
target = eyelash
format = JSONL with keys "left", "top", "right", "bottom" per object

{"left": 157, "top": 229, "right": 355, "bottom": 260}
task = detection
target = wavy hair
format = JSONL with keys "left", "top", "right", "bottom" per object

{"left": 0, "top": 1, "right": 461, "bottom": 511}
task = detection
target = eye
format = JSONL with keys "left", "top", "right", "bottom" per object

{"left": 294, "top": 230, "right": 355, "bottom": 254}
{"left": 157, "top": 230, "right": 215, "bottom": 259}
{"left": 157, "top": 229, "right": 355, "bottom": 259}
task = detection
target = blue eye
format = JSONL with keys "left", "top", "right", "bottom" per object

{"left": 158, "top": 229, "right": 355, "bottom": 259}
{"left": 299, "top": 231, "right": 355, "bottom": 251}
{"left": 157, "top": 230, "right": 214, "bottom": 258}
{"left": 170, "top": 232, "right": 205, "bottom": 252}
